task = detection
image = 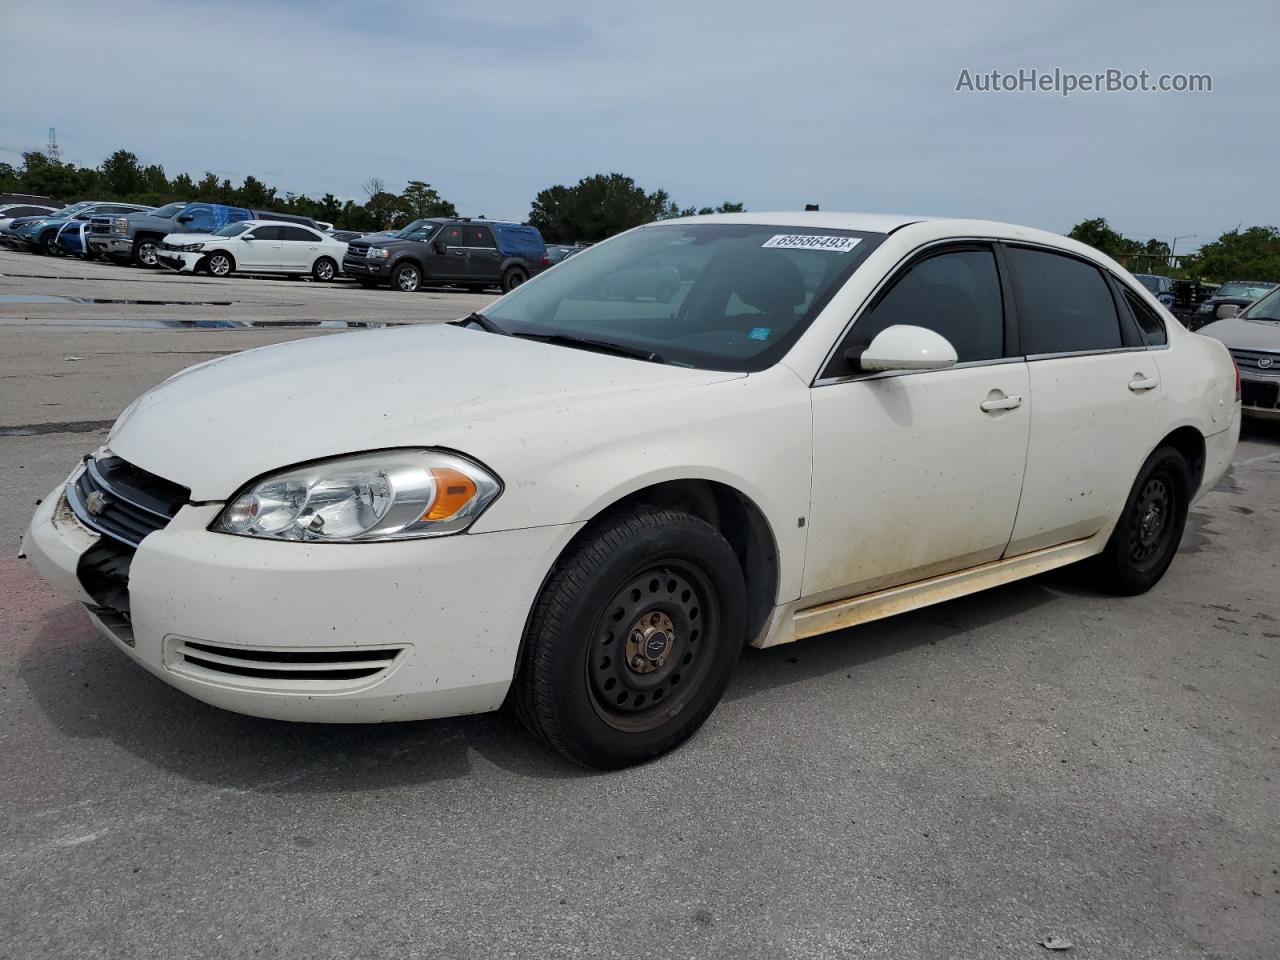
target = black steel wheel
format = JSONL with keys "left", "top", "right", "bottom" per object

{"left": 585, "top": 560, "right": 719, "bottom": 733}
{"left": 513, "top": 505, "right": 746, "bottom": 767}
{"left": 1091, "top": 446, "right": 1192, "bottom": 595}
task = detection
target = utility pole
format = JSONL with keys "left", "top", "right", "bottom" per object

{"left": 47, "top": 127, "right": 60, "bottom": 163}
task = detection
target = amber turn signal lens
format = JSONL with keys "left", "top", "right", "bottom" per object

{"left": 424, "top": 467, "right": 478, "bottom": 520}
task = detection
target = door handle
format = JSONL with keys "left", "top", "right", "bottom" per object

{"left": 980, "top": 394, "right": 1023, "bottom": 413}
{"left": 1128, "top": 375, "right": 1160, "bottom": 392}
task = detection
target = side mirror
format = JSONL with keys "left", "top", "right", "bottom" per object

{"left": 1216, "top": 303, "right": 1240, "bottom": 319}
{"left": 241, "top": 234, "right": 255, "bottom": 241}
{"left": 176, "top": 213, "right": 194, "bottom": 223}
{"left": 847, "top": 324, "right": 959, "bottom": 373}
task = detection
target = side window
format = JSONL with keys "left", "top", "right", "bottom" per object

{"left": 280, "top": 226, "right": 318, "bottom": 242}
{"left": 438, "top": 224, "right": 465, "bottom": 248}
{"left": 842, "top": 247, "right": 1005, "bottom": 365}
{"left": 253, "top": 226, "right": 285, "bottom": 241}
{"left": 1119, "top": 285, "right": 1168, "bottom": 346}
{"left": 465, "top": 225, "right": 496, "bottom": 248}
{"left": 1006, "top": 247, "right": 1122, "bottom": 355}
{"left": 184, "top": 205, "right": 215, "bottom": 232}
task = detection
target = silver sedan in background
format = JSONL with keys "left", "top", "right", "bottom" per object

{"left": 1200, "top": 285, "right": 1280, "bottom": 419}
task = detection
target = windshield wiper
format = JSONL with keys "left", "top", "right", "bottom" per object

{"left": 511, "top": 332, "right": 665, "bottom": 364}
{"left": 451, "top": 311, "right": 509, "bottom": 335}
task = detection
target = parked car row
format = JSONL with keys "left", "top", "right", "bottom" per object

{"left": 1, "top": 197, "right": 555, "bottom": 292}
{"left": 1200, "top": 283, "right": 1280, "bottom": 420}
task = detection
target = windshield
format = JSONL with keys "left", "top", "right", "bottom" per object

{"left": 483, "top": 223, "right": 886, "bottom": 371}
{"left": 46, "top": 202, "right": 91, "bottom": 219}
{"left": 394, "top": 219, "right": 440, "bottom": 241}
{"left": 215, "top": 222, "right": 251, "bottom": 238}
{"left": 1242, "top": 286, "right": 1280, "bottom": 322}
{"left": 149, "top": 202, "right": 186, "bottom": 219}
{"left": 1135, "top": 275, "right": 1165, "bottom": 294}
{"left": 1216, "top": 281, "right": 1276, "bottom": 300}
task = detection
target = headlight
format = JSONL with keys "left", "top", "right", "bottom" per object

{"left": 368, "top": 247, "right": 390, "bottom": 258}
{"left": 112, "top": 217, "right": 128, "bottom": 234}
{"left": 179, "top": 242, "right": 205, "bottom": 252}
{"left": 212, "top": 450, "right": 501, "bottom": 542}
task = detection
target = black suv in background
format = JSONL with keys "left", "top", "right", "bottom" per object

{"left": 343, "top": 217, "right": 547, "bottom": 292}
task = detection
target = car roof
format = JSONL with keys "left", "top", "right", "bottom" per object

{"left": 238, "top": 219, "right": 322, "bottom": 227}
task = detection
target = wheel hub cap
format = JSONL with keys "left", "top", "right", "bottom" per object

{"left": 626, "top": 612, "right": 675, "bottom": 674}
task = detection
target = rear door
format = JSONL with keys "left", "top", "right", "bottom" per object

{"left": 464, "top": 224, "right": 501, "bottom": 283}
{"left": 1002, "top": 245, "right": 1163, "bottom": 556}
{"left": 278, "top": 225, "right": 324, "bottom": 271}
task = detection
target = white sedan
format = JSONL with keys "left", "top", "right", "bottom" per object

{"left": 157, "top": 220, "right": 347, "bottom": 281}
{"left": 23, "top": 212, "right": 1239, "bottom": 767}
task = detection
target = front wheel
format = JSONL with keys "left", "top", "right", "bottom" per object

{"left": 312, "top": 257, "right": 337, "bottom": 282}
{"left": 205, "top": 251, "right": 234, "bottom": 277}
{"left": 500, "top": 266, "right": 528, "bottom": 293}
{"left": 512, "top": 506, "right": 746, "bottom": 768}
{"left": 393, "top": 262, "right": 421, "bottom": 292}
{"left": 41, "top": 232, "right": 63, "bottom": 256}
{"left": 1090, "top": 446, "right": 1192, "bottom": 595}
{"left": 132, "top": 237, "right": 160, "bottom": 267}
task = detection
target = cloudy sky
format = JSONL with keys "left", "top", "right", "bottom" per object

{"left": 2, "top": 0, "right": 1275, "bottom": 249}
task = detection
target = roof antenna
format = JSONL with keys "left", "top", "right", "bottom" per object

{"left": 804, "top": 203, "right": 819, "bottom": 211}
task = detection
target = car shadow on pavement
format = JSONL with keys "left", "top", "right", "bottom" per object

{"left": 22, "top": 575, "right": 1062, "bottom": 792}
{"left": 19, "top": 605, "right": 587, "bottom": 790}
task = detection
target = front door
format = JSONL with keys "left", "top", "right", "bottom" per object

{"left": 278, "top": 225, "right": 323, "bottom": 272}
{"left": 804, "top": 244, "right": 1030, "bottom": 600}
{"left": 428, "top": 222, "right": 469, "bottom": 282}
{"left": 239, "top": 225, "right": 283, "bottom": 270}
{"left": 1000, "top": 245, "right": 1163, "bottom": 555}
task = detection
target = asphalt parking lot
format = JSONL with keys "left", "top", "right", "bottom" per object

{"left": 1, "top": 247, "right": 1277, "bottom": 960}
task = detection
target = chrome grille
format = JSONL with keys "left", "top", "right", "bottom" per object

{"left": 346, "top": 242, "right": 369, "bottom": 258}
{"left": 1229, "top": 349, "right": 1280, "bottom": 376}
{"left": 65, "top": 455, "right": 189, "bottom": 548}
{"left": 89, "top": 216, "right": 113, "bottom": 235}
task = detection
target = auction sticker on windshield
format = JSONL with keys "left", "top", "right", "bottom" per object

{"left": 762, "top": 234, "right": 862, "bottom": 252}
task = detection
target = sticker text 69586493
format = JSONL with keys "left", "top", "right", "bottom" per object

{"left": 762, "top": 234, "right": 862, "bottom": 253}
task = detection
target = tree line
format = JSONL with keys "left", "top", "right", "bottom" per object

{"left": 0, "top": 149, "right": 744, "bottom": 242}
{"left": 1067, "top": 217, "right": 1280, "bottom": 284}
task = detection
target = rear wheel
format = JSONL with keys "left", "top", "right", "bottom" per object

{"left": 500, "top": 266, "right": 528, "bottom": 292}
{"left": 513, "top": 506, "right": 746, "bottom": 768}
{"left": 312, "top": 257, "right": 337, "bottom": 282}
{"left": 132, "top": 237, "right": 160, "bottom": 267}
{"left": 206, "top": 251, "right": 234, "bottom": 277}
{"left": 393, "top": 262, "right": 421, "bottom": 292}
{"left": 1090, "top": 446, "right": 1192, "bottom": 595}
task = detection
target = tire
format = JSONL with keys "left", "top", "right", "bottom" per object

{"left": 1090, "top": 446, "right": 1192, "bottom": 595}
{"left": 41, "top": 231, "right": 63, "bottom": 256}
{"left": 512, "top": 505, "right": 747, "bottom": 768}
{"left": 500, "top": 266, "right": 528, "bottom": 293}
{"left": 132, "top": 237, "right": 160, "bottom": 267}
{"left": 312, "top": 257, "right": 338, "bottom": 282}
{"left": 392, "top": 262, "right": 421, "bottom": 292}
{"left": 205, "top": 251, "right": 234, "bottom": 278}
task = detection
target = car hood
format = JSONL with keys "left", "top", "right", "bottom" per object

{"left": 108, "top": 324, "right": 745, "bottom": 500}
{"left": 1198, "top": 316, "right": 1280, "bottom": 351}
